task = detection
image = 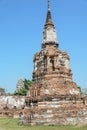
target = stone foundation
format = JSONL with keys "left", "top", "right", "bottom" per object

{"left": 19, "top": 95, "right": 87, "bottom": 125}
{"left": 0, "top": 96, "right": 26, "bottom": 118}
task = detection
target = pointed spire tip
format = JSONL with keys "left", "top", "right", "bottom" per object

{"left": 48, "top": 0, "right": 50, "bottom": 11}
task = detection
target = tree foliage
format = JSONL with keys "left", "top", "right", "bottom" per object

{"left": 24, "top": 79, "right": 31, "bottom": 90}
{"left": 14, "top": 79, "right": 31, "bottom": 96}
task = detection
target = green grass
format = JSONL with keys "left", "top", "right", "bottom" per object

{"left": 0, "top": 118, "right": 87, "bottom": 130}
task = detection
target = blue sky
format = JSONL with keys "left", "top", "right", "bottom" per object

{"left": 0, "top": 0, "right": 87, "bottom": 93}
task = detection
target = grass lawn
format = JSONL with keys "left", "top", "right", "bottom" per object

{"left": 0, "top": 118, "right": 87, "bottom": 130}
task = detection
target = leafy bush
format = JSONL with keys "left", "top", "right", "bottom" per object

{"left": 14, "top": 79, "right": 31, "bottom": 96}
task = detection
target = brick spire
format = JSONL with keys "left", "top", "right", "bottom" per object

{"left": 48, "top": 0, "right": 50, "bottom": 11}
{"left": 42, "top": 0, "right": 58, "bottom": 48}
{"left": 45, "top": 0, "right": 54, "bottom": 29}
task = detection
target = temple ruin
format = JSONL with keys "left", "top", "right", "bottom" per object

{"left": 20, "top": 0, "right": 87, "bottom": 125}
{"left": 29, "top": 0, "right": 80, "bottom": 99}
{"left": 0, "top": 0, "right": 87, "bottom": 126}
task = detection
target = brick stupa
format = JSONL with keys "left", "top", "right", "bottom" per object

{"left": 29, "top": 0, "right": 80, "bottom": 98}
{"left": 21, "top": 1, "right": 87, "bottom": 126}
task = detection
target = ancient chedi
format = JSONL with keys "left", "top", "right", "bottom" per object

{"left": 21, "top": 0, "right": 87, "bottom": 125}
{"left": 29, "top": 0, "right": 80, "bottom": 98}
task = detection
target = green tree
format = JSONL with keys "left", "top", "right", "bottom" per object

{"left": 14, "top": 79, "right": 31, "bottom": 96}
{"left": 23, "top": 79, "right": 32, "bottom": 90}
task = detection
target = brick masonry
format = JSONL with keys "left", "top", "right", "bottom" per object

{"left": 20, "top": 0, "right": 87, "bottom": 125}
